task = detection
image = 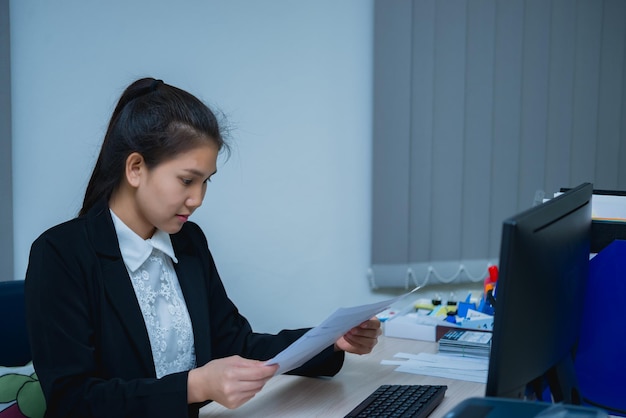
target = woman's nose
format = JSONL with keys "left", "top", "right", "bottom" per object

{"left": 186, "top": 185, "right": 206, "bottom": 209}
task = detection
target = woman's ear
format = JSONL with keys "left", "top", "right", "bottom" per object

{"left": 125, "top": 152, "right": 145, "bottom": 188}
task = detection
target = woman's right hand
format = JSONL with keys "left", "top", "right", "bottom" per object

{"left": 187, "top": 355, "right": 279, "bottom": 409}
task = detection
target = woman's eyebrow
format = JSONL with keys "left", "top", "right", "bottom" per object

{"left": 184, "top": 168, "right": 217, "bottom": 178}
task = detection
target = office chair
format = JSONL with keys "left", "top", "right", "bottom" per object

{"left": 0, "top": 280, "right": 46, "bottom": 418}
{"left": 0, "top": 280, "right": 31, "bottom": 367}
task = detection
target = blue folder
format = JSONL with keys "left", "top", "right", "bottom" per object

{"left": 575, "top": 239, "right": 626, "bottom": 416}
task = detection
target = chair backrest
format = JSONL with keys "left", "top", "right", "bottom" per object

{"left": 0, "top": 280, "right": 31, "bottom": 367}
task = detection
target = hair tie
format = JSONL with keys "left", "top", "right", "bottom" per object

{"left": 150, "top": 79, "right": 163, "bottom": 91}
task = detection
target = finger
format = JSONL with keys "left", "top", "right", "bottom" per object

{"left": 360, "top": 318, "right": 382, "bottom": 330}
{"left": 347, "top": 318, "right": 381, "bottom": 335}
{"left": 234, "top": 363, "right": 278, "bottom": 382}
{"left": 347, "top": 325, "right": 382, "bottom": 339}
{"left": 345, "top": 331, "right": 378, "bottom": 346}
{"left": 219, "top": 367, "right": 275, "bottom": 408}
{"left": 342, "top": 333, "right": 378, "bottom": 353}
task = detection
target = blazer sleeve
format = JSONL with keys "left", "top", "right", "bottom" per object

{"left": 25, "top": 224, "right": 191, "bottom": 418}
{"left": 182, "top": 223, "right": 345, "bottom": 377}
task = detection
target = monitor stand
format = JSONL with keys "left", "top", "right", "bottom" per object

{"left": 545, "top": 354, "right": 582, "bottom": 404}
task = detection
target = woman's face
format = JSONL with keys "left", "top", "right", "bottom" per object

{"left": 132, "top": 142, "right": 218, "bottom": 238}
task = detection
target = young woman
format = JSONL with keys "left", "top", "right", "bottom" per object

{"left": 24, "top": 77, "right": 381, "bottom": 418}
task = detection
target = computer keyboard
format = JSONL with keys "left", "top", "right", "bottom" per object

{"left": 344, "top": 384, "right": 447, "bottom": 418}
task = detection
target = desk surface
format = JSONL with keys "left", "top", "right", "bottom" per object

{"left": 199, "top": 336, "right": 485, "bottom": 417}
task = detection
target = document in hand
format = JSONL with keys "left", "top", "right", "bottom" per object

{"left": 266, "top": 289, "right": 418, "bottom": 375}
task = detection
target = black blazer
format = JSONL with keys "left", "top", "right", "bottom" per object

{"left": 25, "top": 201, "right": 344, "bottom": 418}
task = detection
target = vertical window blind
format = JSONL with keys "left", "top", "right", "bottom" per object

{"left": 371, "top": 0, "right": 626, "bottom": 289}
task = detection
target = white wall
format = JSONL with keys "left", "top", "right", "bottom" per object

{"left": 10, "top": 0, "right": 392, "bottom": 333}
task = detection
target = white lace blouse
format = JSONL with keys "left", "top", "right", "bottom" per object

{"left": 110, "top": 210, "right": 196, "bottom": 378}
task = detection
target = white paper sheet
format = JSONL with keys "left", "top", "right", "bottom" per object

{"left": 381, "top": 352, "right": 489, "bottom": 383}
{"left": 266, "top": 288, "right": 419, "bottom": 375}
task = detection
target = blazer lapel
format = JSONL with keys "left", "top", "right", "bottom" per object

{"left": 87, "top": 202, "right": 156, "bottom": 375}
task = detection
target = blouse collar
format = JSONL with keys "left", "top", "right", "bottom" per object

{"left": 110, "top": 209, "right": 178, "bottom": 273}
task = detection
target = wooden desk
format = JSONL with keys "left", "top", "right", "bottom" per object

{"left": 199, "top": 336, "right": 485, "bottom": 417}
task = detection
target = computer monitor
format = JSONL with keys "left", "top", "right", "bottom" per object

{"left": 485, "top": 182, "right": 592, "bottom": 404}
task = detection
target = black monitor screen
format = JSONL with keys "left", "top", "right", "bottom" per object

{"left": 485, "top": 183, "right": 592, "bottom": 404}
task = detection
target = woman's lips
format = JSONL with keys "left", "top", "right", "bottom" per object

{"left": 176, "top": 214, "right": 189, "bottom": 222}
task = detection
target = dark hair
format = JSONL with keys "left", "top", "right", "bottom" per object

{"left": 80, "top": 77, "right": 229, "bottom": 216}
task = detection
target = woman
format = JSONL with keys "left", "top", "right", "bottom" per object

{"left": 24, "top": 77, "right": 381, "bottom": 417}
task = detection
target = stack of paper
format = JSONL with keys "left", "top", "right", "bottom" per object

{"left": 381, "top": 352, "right": 489, "bottom": 383}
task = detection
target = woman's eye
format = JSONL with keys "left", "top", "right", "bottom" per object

{"left": 182, "top": 178, "right": 192, "bottom": 186}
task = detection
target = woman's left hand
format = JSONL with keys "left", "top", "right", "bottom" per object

{"left": 334, "top": 317, "right": 382, "bottom": 355}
